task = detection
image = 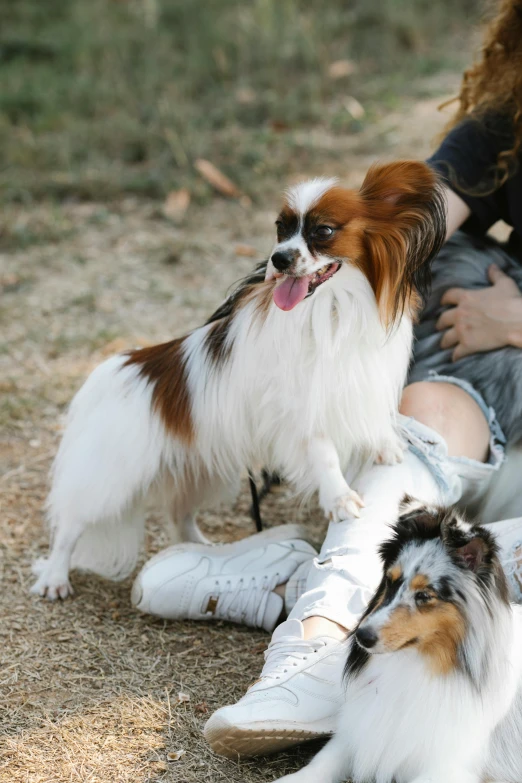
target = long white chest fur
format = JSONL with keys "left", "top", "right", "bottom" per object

{"left": 183, "top": 266, "right": 412, "bottom": 493}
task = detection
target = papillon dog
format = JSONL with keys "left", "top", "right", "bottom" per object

{"left": 32, "top": 161, "right": 445, "bottom": 600}
{"left": 273, "top": 497, "right": 522, "bottom": 783}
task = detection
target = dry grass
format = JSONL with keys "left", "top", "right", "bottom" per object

{"left": 2, "top": 696, "right": 167, "bottom": 782}
{"left": 1, "top": 87, "right": 454, "bottom": 782}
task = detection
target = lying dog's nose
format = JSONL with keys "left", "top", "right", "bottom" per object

{"left": 355, "top": 625, "right": 378, "bottom": 649}
{"left": 271, "top": 251, "right": 294, "bottom": 272}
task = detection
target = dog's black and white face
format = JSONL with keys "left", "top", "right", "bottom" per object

{"left": 350, "top": 498, "right": 509, "bottom": 677}
{"left": 267, "top": 178, "right": 345, "bottom": 311}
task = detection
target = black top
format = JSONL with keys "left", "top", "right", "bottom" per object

{"left": 427, "top": 115, "right": 522, "bottom": 256}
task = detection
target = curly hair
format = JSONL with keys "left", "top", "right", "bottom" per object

{"left": 443, "top": 0, "right": 522, "bottom": 192}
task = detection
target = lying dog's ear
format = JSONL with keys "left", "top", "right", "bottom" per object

{"left": 358, "top": 161, "right": 446, "bottom": 325}
{"left": 454, "top": 538, "right": 487, "bottom": 573}
{"left": 396, "top": 494, "right": 439, "bottom": 531}
{"left": 398, "top": 494, "right": 427, "bottom": 520}
{"left": 379, "top": 495, "right": 439, "bottom": 569}
{"left": 441, "top": 512, "right": 499, "bottom": 575}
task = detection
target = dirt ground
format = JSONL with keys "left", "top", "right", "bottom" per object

{"left": 1, "top": 77, "right": 457, "bottom": 783}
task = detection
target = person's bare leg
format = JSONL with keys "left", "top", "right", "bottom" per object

{"left": 400, "top": 381, "right": 490, "bottom": 461}
{"left": 300, "top": 616, "right": 348, "bottom": 640}
{"left": 300, "top": 381, "right": 491, "bottom": 640}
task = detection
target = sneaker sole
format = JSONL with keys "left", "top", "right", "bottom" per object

{"left": 131, "top": 523, "right": 315, "bottom": 608}
{"left": 204, "top": 714, "right": 332, "bottom": 758}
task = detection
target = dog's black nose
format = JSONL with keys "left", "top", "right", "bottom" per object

{"left": 271, "top": 251, "right": 294, "bottom": 272}
{"left": 355, "top": 625, "right": 378, "bottom": 649}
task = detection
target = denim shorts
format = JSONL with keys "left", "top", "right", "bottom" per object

{"left": 400, "top": 373, "right": 506, "bottom": 510}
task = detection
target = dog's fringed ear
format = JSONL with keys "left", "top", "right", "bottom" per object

{"left": 359, "top": 161, "right": 446, "bottom": 326}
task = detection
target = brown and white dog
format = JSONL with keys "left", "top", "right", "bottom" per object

{"left": 32, "top": 161, "right": 445, "bottom": 599}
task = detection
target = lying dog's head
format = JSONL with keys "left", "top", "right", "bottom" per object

{"left": 267, "top": 162, "right": 446, "bottom": 323}
{"left": 347, "top": 497, "right": 509, "bottom": 680}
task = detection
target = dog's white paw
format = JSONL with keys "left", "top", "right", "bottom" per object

{"left": 376, "top": 441, "right": 405, "bottom": 466}
{"left": 30, "top": 562, "right": 73, "bottom": 601}
{"left": 327, "top": 489, "right": 364, "bottom": 522}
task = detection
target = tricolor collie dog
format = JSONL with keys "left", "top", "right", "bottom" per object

{"left": 32, "top": 161, "right": 445, "bottom": 600}
{"left": 274, "top": 499, "right": 522, "bottom": 783}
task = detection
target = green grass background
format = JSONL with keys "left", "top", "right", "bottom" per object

{"left": 1, "top": 0, "right": 481, "bottom": 203}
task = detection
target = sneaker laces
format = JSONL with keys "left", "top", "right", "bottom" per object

{"left": 260, "top": 635, "right": 327, "bottom": 681}
{"left": 206, "top": 573, "right": 280, "bottom": 628}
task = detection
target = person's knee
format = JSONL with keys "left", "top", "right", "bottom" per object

{"left": 400, "top": 381, "right": 490, "bottom": 462}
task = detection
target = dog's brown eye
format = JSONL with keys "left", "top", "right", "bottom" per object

{"left": 415, "top": 591, "right": 432, "bottom": 605}
{"left": 276, "top": 220, "right": 292, "bottom": 240}
{"left": 315, "top": 225, "right": 334, "bottom": 239}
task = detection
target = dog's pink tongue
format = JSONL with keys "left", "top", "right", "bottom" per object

{"left": 273, "top": 275, "right": 311, "bottom": 311}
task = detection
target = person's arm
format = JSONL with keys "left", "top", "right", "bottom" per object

{"left": 443, "top": 185, "right": 471, "bottom": 240}
{"left": 429, "top": 117, "right": 522, "bottom": 358}
{"left": 428, "top": 115, "right": 512, "bottom": 239}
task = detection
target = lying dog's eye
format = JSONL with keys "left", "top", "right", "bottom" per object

{"left": 315, "top": 225, "right": 334, "bottom": 239}
{"left": 415, "top": 591, "right": 432, "bottom": 605}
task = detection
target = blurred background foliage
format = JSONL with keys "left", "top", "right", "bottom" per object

{"left": 1, "top": 0, "right": 481, "bottom": 203}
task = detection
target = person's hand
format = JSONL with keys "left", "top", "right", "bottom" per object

{"left": 436, "top": 264, "right": 522, "bottom": 361}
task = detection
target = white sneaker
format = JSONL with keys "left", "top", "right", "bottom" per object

{"left": 204, "top": 618, "right": 347, "bottom": 757}
{"left": 131, "top": 525, "right": 316, "bottom": 632}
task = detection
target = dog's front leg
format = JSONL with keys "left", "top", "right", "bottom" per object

{"left": 31, "top": 524, "right": 79, "bottom": 600}
{"left": 308, "top": 436, "right": 364, "bottom": 521}
{"left": 375, "top": 434, "right": 405, "bottom": 465}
